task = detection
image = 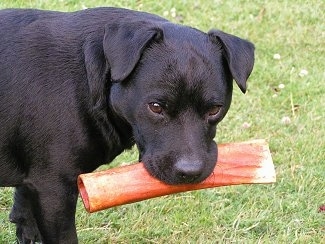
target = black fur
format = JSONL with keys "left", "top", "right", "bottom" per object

{"left": 0, "top": 7, "right": 254, "bottom": 243}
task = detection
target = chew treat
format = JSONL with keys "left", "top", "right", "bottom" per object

{"left": 78, "top": 139, "right": 275, "bottom": 213}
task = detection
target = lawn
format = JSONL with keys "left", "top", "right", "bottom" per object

{"left": 0, "top": 0, "right": 324, "bottom": 243}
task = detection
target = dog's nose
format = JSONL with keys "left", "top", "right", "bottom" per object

{"left": 175, "top": 158, "right": 204, "bottom": 183}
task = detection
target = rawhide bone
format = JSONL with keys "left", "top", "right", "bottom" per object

{"left": 78, "top": 139, "right": 276, "bottom": 213}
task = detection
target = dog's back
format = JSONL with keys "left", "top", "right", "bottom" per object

{"left": 0, "top": 9, "right": 84, "bottom": 186}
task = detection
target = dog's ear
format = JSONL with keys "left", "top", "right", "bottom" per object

{"left": 208, "top": 30, "right": 255, "bottom": 93}
{"left": 103, "top": 22, "right": 163, "bottom": 82}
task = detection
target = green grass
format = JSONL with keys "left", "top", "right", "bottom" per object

{"left": 1, "top": 0, "right": 324, "bottom": 243}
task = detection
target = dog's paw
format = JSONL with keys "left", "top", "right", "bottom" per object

{"left": 15, "top": 223, "right": 42, "bottom": 244}
{"left": 10, "top": 212, "right": 42, "bottom": 243}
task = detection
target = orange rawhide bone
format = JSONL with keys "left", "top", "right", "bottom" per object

{"left": 78, "top": 139, "right": 276, "bottom": 213}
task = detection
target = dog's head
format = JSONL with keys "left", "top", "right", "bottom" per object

{"left": 92, "top": 19, "right": 254, "bottom": 184}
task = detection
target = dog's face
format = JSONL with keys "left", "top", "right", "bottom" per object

{"left": 107, "top": 22, "right": 254, "bottom": 185}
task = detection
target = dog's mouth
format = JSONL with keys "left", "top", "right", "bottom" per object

{"left": 137, "top": 138, "right": 218, "bottom": 185}
{"left": 141, "top": 155, "right": 216, "bottom": 185}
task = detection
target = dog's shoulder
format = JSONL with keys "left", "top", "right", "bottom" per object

{"left": 0, "top": 7, "right": 168, "bottom": 30}
{"left": 80, "top": 7, "right": 167, "bottom": 22}
{"left": 0, "top": 8, "right": 62, "bottom": 28}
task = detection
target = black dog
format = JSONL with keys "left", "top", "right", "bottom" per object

{"left": 0, "top": 7, "right": 254, "bottom": 243}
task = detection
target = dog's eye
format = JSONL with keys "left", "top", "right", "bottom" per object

{"left": 148, "top": 102, "right": 163, "bottom": 114}
{"left": 207, "top": 105, "right": 222, "bottom": 117}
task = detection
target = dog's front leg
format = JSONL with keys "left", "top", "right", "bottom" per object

{"left": 23, "top": 174, "right": 79, "bottom": 244}
{"left": 10, "top": 185, "right": 42, "bottom": 243}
